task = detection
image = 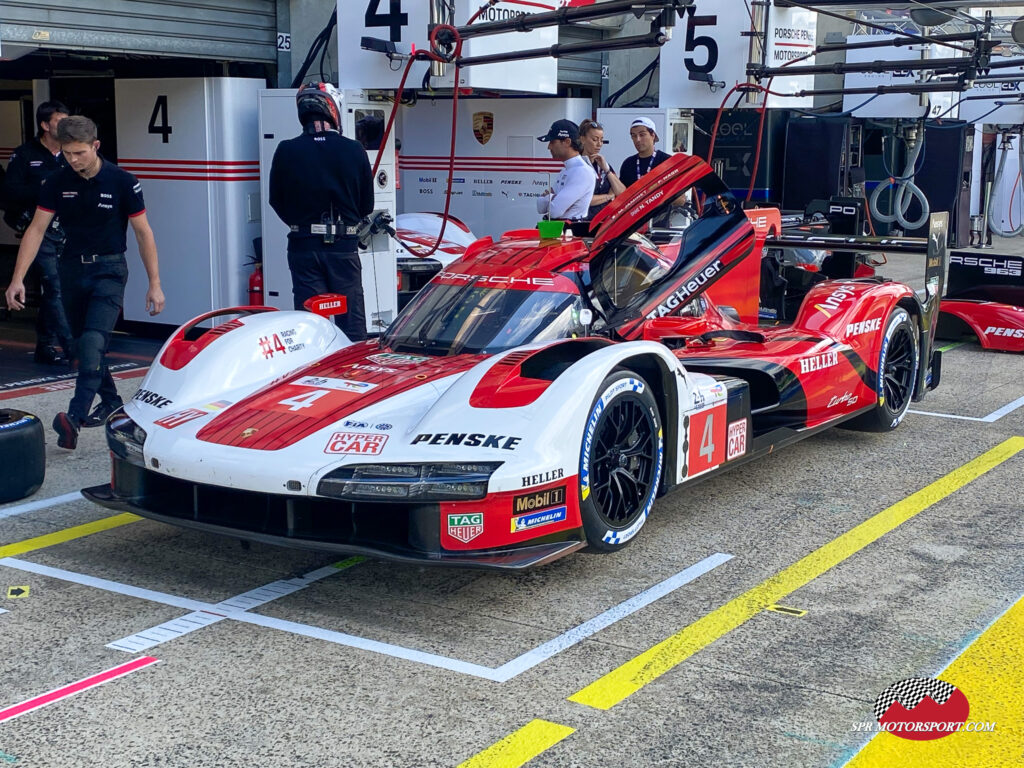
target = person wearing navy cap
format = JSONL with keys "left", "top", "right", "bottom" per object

{"left": 536, "top": 119, "right": 596, "bottom": 223}
{"left": 618, "top": 117, "right": 672, "bottom": 189}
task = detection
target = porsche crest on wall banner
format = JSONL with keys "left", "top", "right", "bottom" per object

{"left": 473, "top": 111, "right": 494, "bottom": 145}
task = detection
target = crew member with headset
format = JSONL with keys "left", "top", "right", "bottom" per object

{"left": 618, "top": 117, "right": 672, "bottom": 189}
{"left": 2, "top": 100, "right": 74, "bottom": 364}
{"left": 536, "top": 119, "right": 595, "bottom": 226}
{"left": 269, "top": 82, "right": 374, "bottom": 341}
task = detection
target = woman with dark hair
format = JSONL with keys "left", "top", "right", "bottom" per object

{"left": 579, "top": 119, "right": 624, "bottom": 219}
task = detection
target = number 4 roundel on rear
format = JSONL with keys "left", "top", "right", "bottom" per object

{"left": 687, "top": 404, "right": 726, "bottom": 477}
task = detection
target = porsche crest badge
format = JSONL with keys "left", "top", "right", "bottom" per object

{"left": 473, "top": 112, "right": 494, "bottom": 146}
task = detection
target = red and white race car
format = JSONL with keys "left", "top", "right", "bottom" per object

{"left": 85, "top": 154, "right": 947, "bottom": 569}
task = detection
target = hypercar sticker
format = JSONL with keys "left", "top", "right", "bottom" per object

{"left": 726, "top": 419, "right": 747, "bottom": 460}
{"left": 324, "top": 432, "right": 388, "bottom": 455}
{"left": 447, "top": 513, "right": 484, "bottom": 543}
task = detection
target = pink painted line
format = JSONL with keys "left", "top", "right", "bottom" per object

{"left": 0, "top": 656, "right": 159, "bottom": 723}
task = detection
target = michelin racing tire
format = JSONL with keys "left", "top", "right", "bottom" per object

{"left": 849, "top": 308, "right": 919, "bottom": 433}
{"left": 579, "top": 370, "right": 663, "bottom": 553}
{"left": 0, "top": 409, "right": 45, "bottom": 503}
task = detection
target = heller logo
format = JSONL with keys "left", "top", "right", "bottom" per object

{"left": 799, "top": 350, "right": 838, "bottom": 374}
{"left": 851, "top": 677, "right": 990, "bottom": 740}
{"left": 447, "top": 513, "right": 484, "bottom": 543}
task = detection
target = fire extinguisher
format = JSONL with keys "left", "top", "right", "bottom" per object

{"left": 248, "top": 259, "right": 264, "bottom": 306}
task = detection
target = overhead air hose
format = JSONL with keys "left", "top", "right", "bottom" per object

{"left": 986, "top": 131, "right": 1024, "bottom": 238}
{"left": 869, "top": 126, "right": 930, "bottom": 231}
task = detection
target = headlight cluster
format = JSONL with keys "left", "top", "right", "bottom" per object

{"left": 317, "top": 462, "right": 502, "bottom": 502}
{"left": 106, "top": 411, "right": 147, "bottom": 465}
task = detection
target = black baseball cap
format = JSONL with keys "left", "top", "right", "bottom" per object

{"left": 538, "top": 119, "right": 579, "bottom": 142}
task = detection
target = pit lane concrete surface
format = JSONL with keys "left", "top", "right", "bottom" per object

{"left": 1, "top": 267, "right": 1022, "bottom": 767}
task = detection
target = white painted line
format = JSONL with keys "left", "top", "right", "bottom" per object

{"left": 489, "top": 552, "right": 733, "bottom": 682}
{"left": 0, "top": 557, "right": 215, "bottom": 613}
{"left": 0, "top": 491, "right": 84, "bottom": 521}
{"left": 106, "top": 564, "right": 343, "bottom": 652}
{"left": 0, "top": 608, "right": 7, "bottom": 615}
{"left": 229, "top": 610, "right": 504, "bottom": 680}
{"left": 910, "top": 393, "right": 1024, "bottom": 423}
{"left": 1, "top": 552, "right": 732, "bottom": 681}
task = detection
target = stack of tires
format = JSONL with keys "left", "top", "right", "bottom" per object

{"left": 0, "top": 409, "right": 45, "bottom": 503}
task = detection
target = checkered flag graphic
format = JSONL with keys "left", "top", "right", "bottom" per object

{"left": 873, "top": 678, "right": 957, "bottom": 722}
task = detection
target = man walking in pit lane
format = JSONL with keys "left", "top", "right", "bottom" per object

{"left": 4, "top": 116, "right": 165, "bottom": 450}
{"left": 269, "top": 82, "right": 374, "bottom": 341}
{"left": 617, "top": 117, "right": 673, "bottom": 189}
{"left": 536, "top": 119, "right": 596, "bottom": 226}
{"left": 2, "top": 100, "right": 74, "bottom": 364}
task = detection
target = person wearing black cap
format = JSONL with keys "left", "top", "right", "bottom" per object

{"left": 3, "top": 100, "right": 74, "bottom": 364}
{"left": 618, "top": 117, "right": 672, "bottom": 189}
{"left": 269, "top": 82, "right": 374, "bottom": 341}
{"left": 536, "top": 119, "right": 595, "bottom": 223}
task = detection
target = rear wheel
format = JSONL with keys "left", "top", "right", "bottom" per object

{"left": 849, "top": 308, "right": 919, "bottom": 432}
{"left": 579, "top": 370, "right": 663, "bottom": 552}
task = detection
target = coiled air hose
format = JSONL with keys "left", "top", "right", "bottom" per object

{"left": 986, "top": 134, "right": 1024, "bottom": 237}
{"left": 869, "top": 132, "right": 931, "bottom": 231}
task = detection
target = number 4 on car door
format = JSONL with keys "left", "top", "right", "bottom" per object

{"left": 688, "top": 404, "right": 726, "bottom": 477}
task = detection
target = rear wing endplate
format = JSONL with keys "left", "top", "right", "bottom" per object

{"left": 765, "top": 212, "right": 949, "bottom": 396}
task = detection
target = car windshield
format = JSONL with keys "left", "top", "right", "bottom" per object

{"left": 383, "top": 281, "right": 584, "bottom": 355}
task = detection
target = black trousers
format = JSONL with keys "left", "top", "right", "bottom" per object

{"left": 57, "top": 255, "right": 127, "bottom": 422}
{"left": 31, "top": 235, "right": 73, "bottom": 352}
{"left": 287, "top": 245, "right": 367, "bottom": 341}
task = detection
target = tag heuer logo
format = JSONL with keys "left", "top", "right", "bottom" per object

{"left": 447, "top": 512, "right": 484, "bottom": 543}
{"left": 473, "top": 112, "right": 494, "bottom": 146}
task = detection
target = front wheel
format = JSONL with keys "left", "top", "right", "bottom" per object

{"left": 579, "top": 370, "right": 663, "bottom": 552}
{"left": 848, "top": 307, "right": 919, "bottom": 432}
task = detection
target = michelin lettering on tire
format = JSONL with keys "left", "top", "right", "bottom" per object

{"left": 878, "top": 309, "right": 918, "bottom": 427}
{"left": 602, "top": 422, "right": 663, "bottom": 546}
{"left": 580, "top": 377, "right": 645, "bottom": 502}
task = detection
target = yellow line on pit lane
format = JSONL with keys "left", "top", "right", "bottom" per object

{"left": 457, "top": 720, "right": 575, "bottom": 768}
{"left": 844, "top": 592, "right": 1024, "bottom": 767}
{"left": 569, "top": 436, "right": 1024, "bottom": 711}
{"left": 0, "top": 513, "right": 140, "bottom": 559}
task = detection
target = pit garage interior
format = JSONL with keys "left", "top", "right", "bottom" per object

{"left": 0, "top": 2, "right": 1023, "bottom": 767}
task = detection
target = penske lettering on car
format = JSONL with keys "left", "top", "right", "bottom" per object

{"left": 411, "top": 433, "right": 522, "bottom": 450}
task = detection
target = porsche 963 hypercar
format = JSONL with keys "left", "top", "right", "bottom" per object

{"left": 85, "top": 154, "right": 947, "bottom": 569}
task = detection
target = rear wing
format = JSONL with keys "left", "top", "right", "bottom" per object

{"left": 765, "top": 212, "right": 949, "bottom": 397}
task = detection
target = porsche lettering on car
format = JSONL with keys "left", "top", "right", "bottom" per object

{"left": 85, "top": 154, "right": 947, "bottom": 569}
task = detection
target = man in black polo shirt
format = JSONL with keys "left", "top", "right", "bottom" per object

{"left": 3, "top": 100, "right": 73, "bottom": 364}
{"left": 269, "top": 82, "right": 373, "bottom": 341}
{"left": 617, "top": 117, "right": 673, "bottom": 189}
{"left": 4, "top": 116, "right": 165, "bottom": 449}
